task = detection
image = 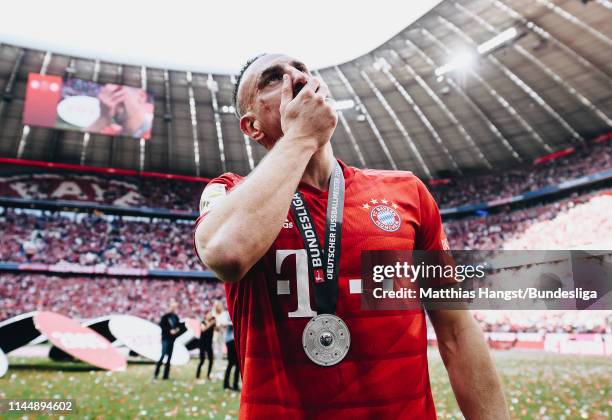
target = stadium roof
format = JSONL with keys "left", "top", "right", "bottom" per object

{"left": 0, "top": 0, "right": 611, "bottom": 179}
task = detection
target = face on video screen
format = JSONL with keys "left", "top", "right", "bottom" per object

{"left": 22, "top": 73, "right": 154, "bottom": 139}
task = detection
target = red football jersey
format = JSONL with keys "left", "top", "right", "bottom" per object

{"left": 194, "top": 160, "right": 448, "bottom": 419}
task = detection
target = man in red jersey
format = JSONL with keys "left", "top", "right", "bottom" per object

{"left": 194, "top": 54, "right": 508, "bottom": 419}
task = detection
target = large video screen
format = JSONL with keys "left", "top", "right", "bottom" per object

{"left": 22, "top": 73, "right": 154, "bottom": 139}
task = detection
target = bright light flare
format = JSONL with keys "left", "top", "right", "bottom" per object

{"left": 434, "top": 51, "right": 476, "bottom": 76}
{"left": 434, "top": 27, "right": 518, "bottom": 77}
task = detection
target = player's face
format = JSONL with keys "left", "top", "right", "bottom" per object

{"left": 239, "top": 54, "right": 312, "bottom": 148}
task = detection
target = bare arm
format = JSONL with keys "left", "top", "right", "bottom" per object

{"left": 195, "top": 137, "right": 316, "bottom": 282}
{"left": 428, "top": 309, "right": 509, "bottom": 420}
{"left": 195, "top": 75, "right": 336, "bottom": 282}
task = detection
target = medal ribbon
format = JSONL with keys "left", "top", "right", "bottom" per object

{"left": 290, "top": 161, "right": 345, "bottom": 315}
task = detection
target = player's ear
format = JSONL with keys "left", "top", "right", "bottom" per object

{"left": 240, "top": 113, "right": 265, "bottom": 143}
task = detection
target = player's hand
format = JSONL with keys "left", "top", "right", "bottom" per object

{"left": 117, "top": 87, "right": 146, "bottom": 136}
{"left": 280, "top": 74, "right": 337, "bottom": 149}
{"left": 98, "top": 84, "right": 123, "bottom": 122}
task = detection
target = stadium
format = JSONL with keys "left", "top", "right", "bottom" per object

{"left": 0, "top": 0, "right": 611, "bottom": 418}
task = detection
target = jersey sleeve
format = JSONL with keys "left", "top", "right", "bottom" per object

{"left": 193, "top": 173, "right": 242, "bottom": 266}
{"left": 415, "top": 178, "right": 449, "bottom": 252}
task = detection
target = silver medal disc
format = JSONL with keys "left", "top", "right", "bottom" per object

{"left": 302, "top": 314, "right": 350, "bottom": 366}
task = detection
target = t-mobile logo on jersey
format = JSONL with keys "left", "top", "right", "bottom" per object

{"left": 275, "top": 250, "right": 363, "bottom": 318}
{"left": 276, "top": 249, "right": 317, "bottom": 318}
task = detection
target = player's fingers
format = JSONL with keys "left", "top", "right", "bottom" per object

{"left": 296, "top": 77, "right": 320, "bottom": 100}
{"left": 309, "top": 78, "right": 334, "bottom": 110}
{"left": 106, "top": 96, "right": 124, "bottom": 108}
{"left": 110, "top": 91, "right": 126, "bottom": 103}
{"left": 280, "top": 74, "right": 293, "bottom": 110}
{"left": 315, "top": 81, "right": 331, "bottom": 102}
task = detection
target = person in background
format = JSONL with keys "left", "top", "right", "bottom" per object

{"left": 196, "top": 311, "right": 216, "bottom": 380}
{"left": 212, "top": 300, "right": 230, "bottom": 358}
{"left": 86, "top": 84, "right": 153, "bottom": 138}
{"left": 154, "top": 299, "right": 180, "bottom": 380}
{"left": 223, "top": 321, "right": 240, "bottom": 391}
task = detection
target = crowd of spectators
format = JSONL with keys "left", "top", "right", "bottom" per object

{"left": 2, "top": 192, "right": 609, "bottom": 335}
{"left": 0, "top": 209, "right": 201, "bottom": 271}
{"left": 1, "top": 139, "right": 609, "bottom": 211}
{"left": 1, "top": 140, "right": 610, "bottom": 336}
{"left": 0, "top": 274, "right": 224, "bottom": 322}
{"left": 2, "top": 190, "right": 610, "bottom": 269}
{"left": 473, "top": 310, "right": 611, "bottom": 334}
{"left": 429, "top": 140, "right": 612, "bottom": 207}
{"left": 503, "top": 193, "right": 612, "bottom": 249}
{"left": 445, "top": 190, "right": 611, "bottom": 250}
{"left": 0, "top": 172, "right": 202, "bottom": 210}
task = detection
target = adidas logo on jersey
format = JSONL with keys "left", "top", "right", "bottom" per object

{"left": 283, "top": 219, "right": 294, "bottom": 229}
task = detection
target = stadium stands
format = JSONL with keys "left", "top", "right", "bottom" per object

{"left": 0, "top": 139, "right": 609, "bottom": 212}
{"left": 503, "top": 193, "right": 612, "bottom": 250}
{"left": 2, "top": 274, "right": 607, "bottom": 335}
{"left": 0, "top": 209, "right": 201, "bottom": 271}
{"left": 473, "top": 310, "right": 610, "bottom": 334}
{"left": 0, "top": 274, "right": 223, "bottom": 322}
{"left": 445, "top": 190, "right": 612, "bottom": 250}
{"left": 0, "top": 172, "right": 202, "bottom": 211}
{"left": 429, "top": 140, "right": 612, "bottom": 208}
{"left": 2, "top": 190, "right": 610, "bottom": 268}
{"left": 2, "top": 189, "right": 610, "bottom": 337}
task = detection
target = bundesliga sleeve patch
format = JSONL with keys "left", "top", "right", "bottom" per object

{"left": 199, "top": 183, "right": 227, "bottom": 215}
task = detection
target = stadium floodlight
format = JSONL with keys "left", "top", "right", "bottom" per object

{"left": 434, "top": 27, "right": 518, "bottom": 77}
{"left": 477, "top": 27, "right": 519, "bottom": 55}
{"left": 372, "top": 57, "right": 391, "bottom": 72}
{"left": 434, "top": 51, "right": 476, "bottom": 76}
{"left": 333, "top": 99, "right": 356, "bottom": 111}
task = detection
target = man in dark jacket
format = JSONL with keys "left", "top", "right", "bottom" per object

{"left": 154, "top": 300, "right": 180, "bottom": 380}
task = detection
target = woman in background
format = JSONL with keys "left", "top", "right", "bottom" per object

{"left": 196, "top": 311, "right": 215, "bottom": 380}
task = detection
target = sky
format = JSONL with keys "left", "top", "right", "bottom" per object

{"left": 0, "top": 0, "right": 443, "bottom": 74}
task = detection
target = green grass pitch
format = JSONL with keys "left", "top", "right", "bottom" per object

{"left": 1, "top": 350, "right": 610, "bottom": 419}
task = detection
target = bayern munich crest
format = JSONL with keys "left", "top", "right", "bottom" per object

{"left": 364, "top": 199, "right": 401, "bottom": 232}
